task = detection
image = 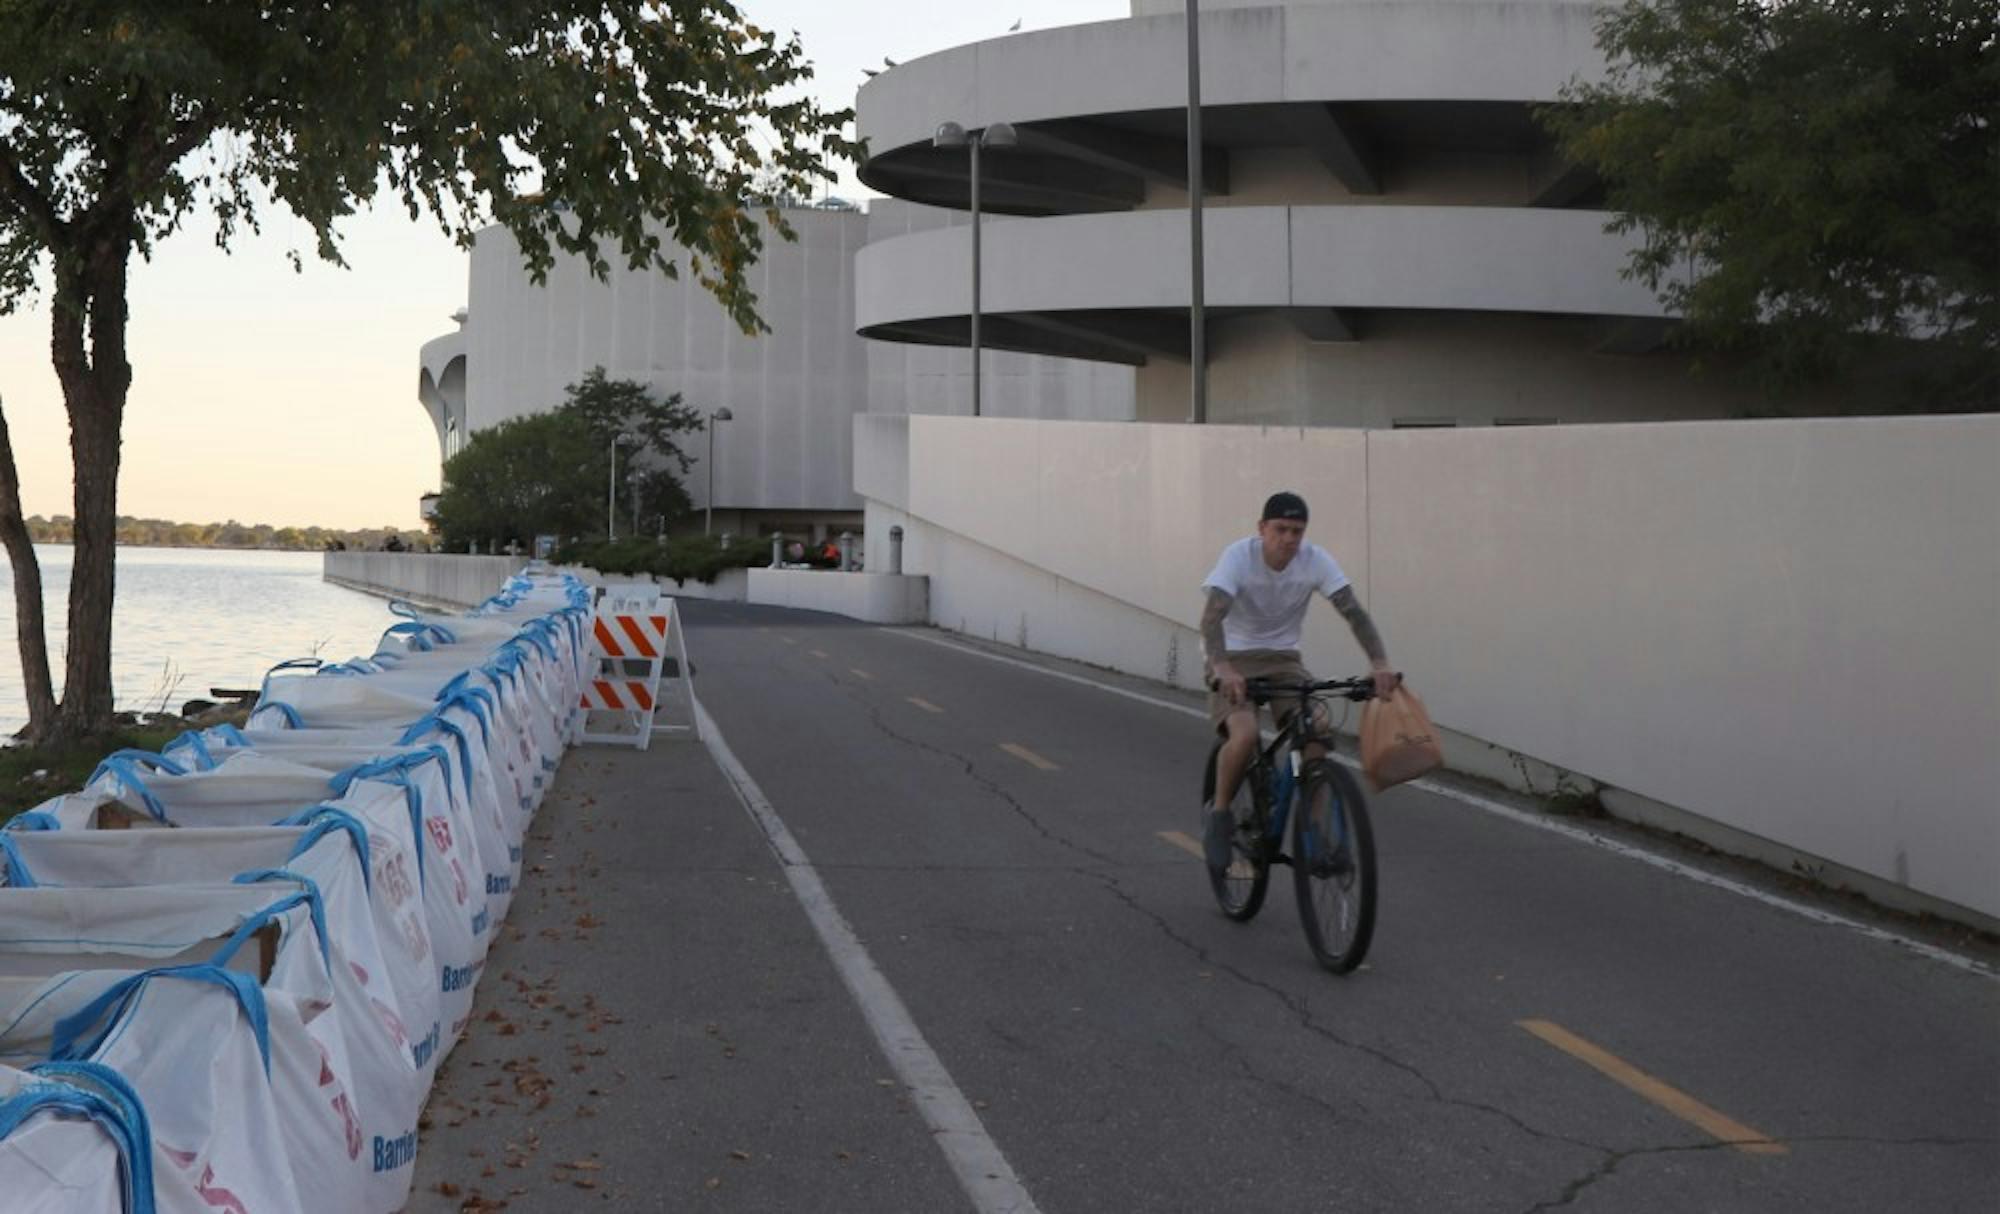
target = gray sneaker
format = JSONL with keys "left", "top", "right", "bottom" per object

{"left": 1203, "top": 806, "right": 1236, "bottom": 871}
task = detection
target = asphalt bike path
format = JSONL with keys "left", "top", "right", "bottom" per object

{"left": 411, "top": 600, "right": 1997, "bottom": 1213}
{"left": 404, "top": 708, "right": 962, "bottom": 1211}
{"left": 682, "top": 602, "right": 1997, "bottom": 1214}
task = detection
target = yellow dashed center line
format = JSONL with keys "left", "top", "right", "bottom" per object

{"left": 907, "top": 696, "right": 944, "bottom": 713}
{"left": 999, "top": 743, "right": 1060, "bottom": 771}
{"left": 1518, "top": 1019, "right": 1787, "bottom": 1156}
{"left": 1158, "top": 831, "right": 1204, "bottom": 859}
{"left": 850, "top": 668, "right": 875, "bottom": 681}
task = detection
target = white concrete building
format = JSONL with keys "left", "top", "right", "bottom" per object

{"left": 852, "top": 0, "right": 1909, "bottom": 426}
{"left": 418, "top": 201, "right": 1131, "bottom": 537}
{"left": 422, "top": 0, "right": 1908, "bottom": 526}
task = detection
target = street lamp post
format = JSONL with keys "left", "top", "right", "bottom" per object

{"left": 705, "top": 407, "right": 734, "bottom": 535}
{"left": 1187, "top": 0, "right": 1208, "bottom": 424}
{"left": 607, "top": 432, "right": 636, "bottom": 541}
{"left": 933, "top": 120, "right": 1017, "bottom": 418}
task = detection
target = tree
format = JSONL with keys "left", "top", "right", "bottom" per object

{"left": 561, "top": 367, "right": 705, "bottom": 532}
{"left": 431, "top": 410, "right": 602, "bottom": 551}
{"left": 1540, "top": 0, "right": 1997, "bottom": 404}
{"left": 431, "top": 370, "right": 701, "bottom": 550}
{"left": 0, "top": 3, "right": 853, "bottom": 743}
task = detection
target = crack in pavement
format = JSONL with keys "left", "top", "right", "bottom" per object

{"left": 1523, "top": 1133, "right": 1999, "bottom": 1213}
{"left": 817, "top": 663, "right": 1125, "bottom": 870}
{"left": 1084, "top": 867, "right": 1609, "bottom": 1161}
{"left": 787, "top": 653, "right": 1608, "bottom": 1173}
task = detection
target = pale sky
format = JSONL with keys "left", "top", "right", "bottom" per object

{"left": 0, "top": 2, "right": 1129, "bottom": 532}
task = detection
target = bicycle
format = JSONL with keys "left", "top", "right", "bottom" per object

{"left": 1199, "top": 676, "right": 1381, "bottom": 973}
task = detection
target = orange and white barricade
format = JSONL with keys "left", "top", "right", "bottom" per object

{"left": 578, "top": 586, "right": 696, "bottom": 748}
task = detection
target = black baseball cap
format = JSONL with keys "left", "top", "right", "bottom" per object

{"left": 1260, "top": 491, "right": 1309, "bottom": 523}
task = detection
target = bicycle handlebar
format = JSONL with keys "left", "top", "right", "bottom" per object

{"left": 1229, "top": 675, "right": 1389, "bottom": 704}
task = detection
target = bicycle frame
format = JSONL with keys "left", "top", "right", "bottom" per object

{"left": 1241, "top": 677, "right": 1371, "bottom": 855}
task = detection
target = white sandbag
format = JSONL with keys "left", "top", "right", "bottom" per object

{"left": 6, "top": 969, "right": 309, "bottom": 1214}
{"left": 253, "top": 673, "right": 548, "bottom": 824}
{"left": 0, "top": 1060, "right": 157, "bottom": 1214}
{"left": 48, "top": 755, "right": 477, "bottom": 1067}
{"left": 0, "top": 882, "right": 392, "bottom": 1211}
{"left": 235, "top": 722, "right": 520, "bottom": 939}
{"left": 1, "top": 820, "right": 443, "bottom": 1099}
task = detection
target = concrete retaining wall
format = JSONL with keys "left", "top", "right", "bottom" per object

{"left": 856, "top": 411, "right": 2000, "bottom": 924}
{"left": 748, "top": 569, "right": 929, "bottom": 624}
{"left": 324, "top": 552, "right": 528, "bottom": 609}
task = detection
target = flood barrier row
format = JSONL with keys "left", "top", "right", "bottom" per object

{"left": 0, "top": 566, "right": 593, "bottom": 1212}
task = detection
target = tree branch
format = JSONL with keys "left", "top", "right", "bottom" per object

{"left": 0, "top": 135, "right": 65, "bottom": 245}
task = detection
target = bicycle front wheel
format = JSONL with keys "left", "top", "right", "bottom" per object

{"left": 1292, "top": 760, "right": 1377, "bottom": 973}
{"left": 1202, "top": 742, "right": 1270, "bottom": 921}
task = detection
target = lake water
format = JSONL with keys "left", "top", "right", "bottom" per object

{"left": 0, "top": 546, "right": 404, "bottom": 736}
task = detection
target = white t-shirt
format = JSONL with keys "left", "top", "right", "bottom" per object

{"left": 1201, "top": 536, "right": 1350, "bottom": 652}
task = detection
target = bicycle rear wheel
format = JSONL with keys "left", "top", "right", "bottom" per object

{"left": 1201, "top": 742, "right": 1270, "bottom": 921}
{"left": 1292, "top": 760, "right": 1377, "bottom": 973}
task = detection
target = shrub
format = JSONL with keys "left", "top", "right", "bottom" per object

{"left": 563, "top": 534, "right": 770, "bottom": 585}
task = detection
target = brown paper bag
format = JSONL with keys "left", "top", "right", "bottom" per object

{"left": 1360, "top": 684, "right": 1444, "bottom": 792}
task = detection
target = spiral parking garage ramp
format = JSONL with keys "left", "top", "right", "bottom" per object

{"left": 852, "top": 0, "right": 1768, "bottom": 429}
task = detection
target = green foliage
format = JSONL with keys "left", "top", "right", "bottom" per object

{"left": 20, "top": 515, "right": 425, "bottom": 550}
{"left": 1540, "top": 0, "right": 1998, "bottom": 404}
{"left": 0, "top": 721, "right": 185, "bottom": 827}
{"left": 431, "top": 410, "right": 603, "bottom": 551}
{"left": 564, "top": 534, "right": 769, "bottom": 585}
{"left": 0, "top": 2, "right": 858, "bottom": 330}
{"left": 430, "top": 369, "right": 703, "bottom": 550}
{"left": 0, "top": 2, "right": 855, "bottom": 740}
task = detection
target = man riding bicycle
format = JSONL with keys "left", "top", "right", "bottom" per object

{"left": 1201, "top": 491, "right": 1399, "bottom": 872}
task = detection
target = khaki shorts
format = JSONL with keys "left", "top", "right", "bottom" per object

{"left": 1206, "top": 649, "right": 1315, "bottom": 732}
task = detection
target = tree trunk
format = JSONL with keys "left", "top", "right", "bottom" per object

{"left": 0, "top": 406, "right": 57, "bottom": 740}
{"left": 46, "top": 226, "right": 134, "bottom": 744}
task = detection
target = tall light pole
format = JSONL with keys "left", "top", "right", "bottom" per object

{"left": 1187, "top": 0, "right": 1208, "bottom": 423}
{"left": 933, "top": 120, "right": 1017, "bottom": 418}
{"left": 705, "top": 407, "right": 733, "bottom": 535}
{"left": 607, "top": 432, "right": 636, "bottom": 541}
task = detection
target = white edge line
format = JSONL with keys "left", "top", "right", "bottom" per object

{"left": 886, "top": 628, "right": 1995, "bottom": 981}
{"left": 693, "top": 694, "right": 1045, "bottom": 1214}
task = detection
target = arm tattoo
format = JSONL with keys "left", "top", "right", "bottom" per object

{"left": 1200, "top": 588, "right": 1233, "bottom": 665}
{"left": 1329, "top": 586, "right": 1388, "bottom": 666}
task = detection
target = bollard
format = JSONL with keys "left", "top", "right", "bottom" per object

{"left": 838, "top": 531, "right": 854, "bottom": 572}
{"left": 771, "top": 532, "right": 783, "bottom": 567}
{"left": 889, "top": 525, "right": 904, "bottom": 575}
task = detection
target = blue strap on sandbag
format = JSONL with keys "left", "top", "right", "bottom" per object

{"left": 3, "top": 1060, "right": 157, "bottom": 1214}
{"left": 160, "top": 730, "right": 217, "bottom": 772}
{"left": 230, "top": 871, "right": 330, "bottom": 970}
{"left": 87, "top": 750, "right": 187, "bottom": 779}
{"left": 398, "top": 715, "right": 477, "bottom": 804}
{"left": 278, "top": 805, "right": 373, "bottom": 897}
{"left": 207, "top": 723, "right": 249, "bottom": 749}
{"left": 83, "top": 752, "right": 189, "bottom": 824}
{"left": 208, "top": 887, "right": 332, "bottom": 981}
{"left": 434, "top": 689, "right": 493, "bottom": 747}
{"left": 327, "top": 758, "right": 429, "bottom": 888}
{"left": 252, "top": 701, "right": 304, "bottom": 729}
{"left": 381, "top": 621, "right": 436, "bottom": 652}
{"left": 513, "top": 624, "right": 559, "bottom": 661}
{"left": 3, "top": 811, "right": 59, "bottom": 832}
{"left": 0, "top": 833, "right": 35, "bottom": 887}
{"left": 49, "top": 966, "right": 270, "bottom": 1082}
